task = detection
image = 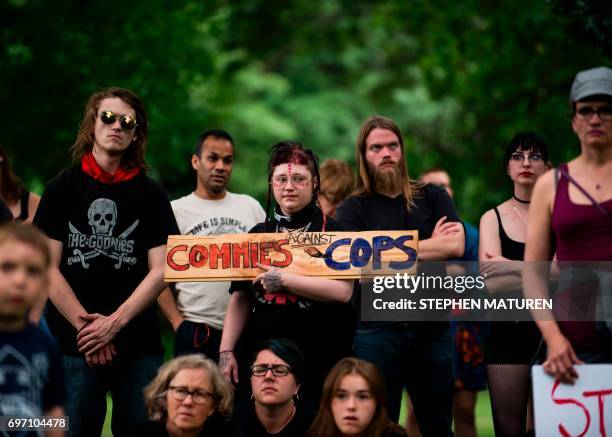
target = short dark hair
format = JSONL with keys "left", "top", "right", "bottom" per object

{"left": 194, "top": 129, "right": 234, "bottom": 156}
{"left": 503, "top": 131, "right": 550, "bottom": 169}
{"left": 251, "top": 338, "right": 306, "bottom": 384}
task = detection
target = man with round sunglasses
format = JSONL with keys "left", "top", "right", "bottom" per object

{"left": 33, "top": 87, "right": 179, "bottom": 436}
{"left": 157, "top": 128, "right": 265, "bottom": 362}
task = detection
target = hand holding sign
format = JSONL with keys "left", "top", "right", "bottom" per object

{"left": 543, "top": 331, "right": 584, "bottom": 384}
{"left": 254, "top": 263, "right": 285, "bottom": 293}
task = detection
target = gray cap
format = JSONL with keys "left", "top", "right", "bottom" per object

{"left": 570, "top": 66, "right": 612, "bottom": 102}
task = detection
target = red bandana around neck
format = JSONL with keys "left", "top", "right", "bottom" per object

{"left": 82, "top": 152, "right": 140, "bottom": 183}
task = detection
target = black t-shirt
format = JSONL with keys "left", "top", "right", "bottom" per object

{"left": 336, "top": 186, "right": 461, "bottom": 327}
{"left": 0, "top": 324, "right": 65, "bottom": 418}
{"left": 233, "top": 401, "right": 315, "bottom": 437}
{"left": 336, "top": 185, "right": 459, "bottom": 237}
{"left": 229, "top": 203, "right": 355, "bottom": 406}
{"left": 33, "top": 166, "right": 179, "bottom": 357}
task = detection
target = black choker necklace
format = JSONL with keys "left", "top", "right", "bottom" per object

{"left": 513, "top": 194, "right": 530, "bottom": 204}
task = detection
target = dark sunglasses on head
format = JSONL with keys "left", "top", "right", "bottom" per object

{"left": 99, "top": 109, "right": 138, "bottom": 131}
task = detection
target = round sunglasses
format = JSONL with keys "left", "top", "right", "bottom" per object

{"left": 99, "top": 109, "right": 137, "bottom": 131}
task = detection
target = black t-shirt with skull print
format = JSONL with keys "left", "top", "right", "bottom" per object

{"left": 34, "top": 165, "right": 179, "bottom": 358}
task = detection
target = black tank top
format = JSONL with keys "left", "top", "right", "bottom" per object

{"left": 493, "top": 207, "right": 524, "bottom": 261}
{"left": 15, "top": 190, "right": 29, "bottom": 222}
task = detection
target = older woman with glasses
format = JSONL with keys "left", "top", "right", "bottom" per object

{"left": 232, "top": 338, "right": 314, "bottom": 437}
{"left": 220, "top": 141, "right": 354, "bottom": 409}
{"left": 141, "top": 354, "right": 241, "bottom": 437}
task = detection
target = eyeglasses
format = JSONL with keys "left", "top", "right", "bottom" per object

{"left": 99, "top": 109, "right": 138, "bottom": 131}
{"left": 510, "top": 153, "right": 543, "bottom": 163}
{"left": 575, "top": 105, "right": 612, "bottom": 121}
{"left": 250, "top": 364, "right": 291, "bottom": 377}
{"left": 168, "top": 386, "right": 214, "bottom": 404}
{"left": 271, "top": 175, "right": 312, "bottom": 189}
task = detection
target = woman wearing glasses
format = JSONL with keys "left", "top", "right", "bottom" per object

{"left": 479, "top": 132, "right": 551, "bottom": 436}
{"left": 219, "top": 141, "right": 354, "bottom": 409}
{"left": 141, "top": 354, "right": 241, "bottom": 436}
{"left": 233, "top": 338, "right": 313, "bottom": 437}
{"left": 525, "top": 67, "right": 612, "bottom": 385}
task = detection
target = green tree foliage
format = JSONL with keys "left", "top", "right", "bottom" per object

{"left": 2, "top": 0, "right": 610, "bottom": 221}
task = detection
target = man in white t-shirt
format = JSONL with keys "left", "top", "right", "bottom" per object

{"left": 158, "top": 129, "right": 265, "bottom": 360}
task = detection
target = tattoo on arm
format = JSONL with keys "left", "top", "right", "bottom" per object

{"left": 219, "top": 351, "right": 233, "bottom": 368}
{"left": 263, "top": 269, "right": 283, "bottom": 292}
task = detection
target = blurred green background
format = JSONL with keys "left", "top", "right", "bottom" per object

{"left": 2, "top": 0, "right": 611, "bottom": 223}
{"left": 4, "top": 2, "right": 610, "bottom": 435}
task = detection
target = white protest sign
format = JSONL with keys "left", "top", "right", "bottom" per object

{"left": 533, "top": 364, "right": 612, "bottom": 436}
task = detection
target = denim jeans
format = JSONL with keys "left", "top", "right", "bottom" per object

{"left": 354, "top": 323, "right": 454, "bottom": 436}
{"left": 62, "top": 354, "right": 162, "bottom": 437}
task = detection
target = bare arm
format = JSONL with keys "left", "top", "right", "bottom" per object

{"left": 46, "top": 239, "right": 116, "bottom": 366}
{"left": 417, "top": 221, "right": 465, "bottom": 260}
{"left": 77, "top": 244, "right": 167, "bottom": 354}
{"left": 43, "top": 405, "right": 65, "bottom": 437}
{"left": 254, "top": 265, "right": 353, "bottom": 303}
{"left": 23, "top": 192, "right": 41, "bottom": 224}
{"left": 28, "top": 287, "right": 48, "bottom": 325}
{"left": 478, "top": 209, "right": 522, "bottom": 292}
{"left": 524, "top": 171, "right": 583, "bottom": 383}
{"left": 46, "top": 239, "right": 89, "bottom": 330}
{"left": 219, "top": 290, "right": 251, "bottom": 384}
{"left": 157, "top": 286, "right": 184, "bottom": 331}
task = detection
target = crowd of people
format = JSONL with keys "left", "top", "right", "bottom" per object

{"left": 1, "top": 65, "right": 611, "bottom": 437}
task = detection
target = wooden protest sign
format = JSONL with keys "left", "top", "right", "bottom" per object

{"left": 165, "top": 231, "right": 418, "bottom": 282}
{"left": 532, "top": 364, "right": 612, "bottom": 436}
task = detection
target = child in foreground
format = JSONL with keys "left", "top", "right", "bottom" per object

{"left": 0, "top": 223, "right": 65, "bottom": 436}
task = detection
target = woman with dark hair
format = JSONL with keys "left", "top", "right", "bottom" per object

{"left": 141, "top": 354, "right": 241, "bottom": 436}
{"left": 233, "top": 338, "right": 313, "bottom": 437}
{"left": 0, "top": 147, "right": 40, "bottom": 223}
{"left": 479, "top": 132, "right": 551, "bottom": 436}
{"left": 219, "top": 141, "right": 354, "bottom": 408}
{"left": 307, "top": 357, "right": 406, "bottom": 437}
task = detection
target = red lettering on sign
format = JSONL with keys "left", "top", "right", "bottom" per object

{"left": 210, "top": 243, "right": 231, "bottom": 269}
{"left": 259, "top": 241, "right": 273, "bottom": 266}
{"left": 167, "top": 245, "right": 189, "bottom": 271}
{"left": 232, "top": 242, "right": 250, "bottom": 268}
{"left": 189, "top": 245, "right": 208, "bottom": 268}
{"left": 250, "top": 242, "right": 259, "bottom": 268}
{"left": 272, "top": 239, "right": 292, "bottom": 267}
{"left": 552, "top": 379, "right": 591, "bottom": 437}
{"left": 583, "top": 388, "right": 612, "bottom": 437}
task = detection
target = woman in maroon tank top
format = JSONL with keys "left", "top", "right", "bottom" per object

{"left": 525, "top": 66, "right": 612, "bottom": 384}
{"left": 479, "top": 132, "right": 550, "bottom": 437}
